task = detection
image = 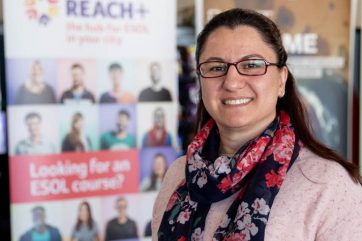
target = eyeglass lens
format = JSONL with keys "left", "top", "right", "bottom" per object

{"left": 199, "top": 59, "right": 267, "bottom": 77}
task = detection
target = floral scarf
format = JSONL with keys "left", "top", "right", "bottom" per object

{"left": 158, "top": 111, "right": 301, "bottom": 241}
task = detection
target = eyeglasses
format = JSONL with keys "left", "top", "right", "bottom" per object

{"left": 197, "top": 59, "right": 280, "bottom": 78}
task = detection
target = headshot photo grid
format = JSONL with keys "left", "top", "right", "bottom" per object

{"left": 3, "top": 0, "right": 178, "bottom": 240}
{"left": 7, "top": 58, "right": 178, "bottom": 241}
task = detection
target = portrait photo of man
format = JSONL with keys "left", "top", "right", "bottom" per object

{"left": 18, "top": 206, "right": 62, "bottom": 241}
{"left": 60, "top": 63, "right": 96, "bottom": 104}
{"left": 104, "top": 197, "right": 138, "bottom": 241}
{"left": 138, "top": 62, "right": 172, "bottom": 102}
{"left": 14, "top": 112, "right": 56, "bottom": 155}
{"left": 99, "top": 62, "right": 136, "bottom": 104}
{"left": 100, "top": 109, "right": 136, "bottom": 150}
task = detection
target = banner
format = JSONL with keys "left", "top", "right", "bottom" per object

{"left": 0, "top": 111, "right": 5, "bottom": 154}
{"left": 200, "top": 0, "right": 352, "bottom": 157}
{"left": 360, "top": 25, "right": 362, "bottom": 174}
{"left": 4, "top": 0, "right": 177, "bottom": 240}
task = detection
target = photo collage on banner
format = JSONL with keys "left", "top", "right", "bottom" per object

{"left": 0, "top": 111, "right": 6, "bottom": 154}
{"left": 4, "top": 0, "right": 177, "bottom": 241}
{"left": 201, "top": 0, "right": 352, "bottom": 158}
{"left": 0, "top": 56, "right": 6, "bottom": 154}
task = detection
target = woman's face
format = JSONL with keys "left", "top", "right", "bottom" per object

{"left": 199, "top": 26, "right": 287, "bottom": 133}
{"left": 79, "top": 204, "right": 89, "bottom": 222}
{"left": 74, "top": 117, "right": 84, "bottom": 131}
{"left": 154, "top": 109, "right": 165, "bottom": 128}
{"left": 153, "top": 155, "right": 166, "bottom": 176}
{"left": 31, "top": 62, "right": 43, "bottom": 83}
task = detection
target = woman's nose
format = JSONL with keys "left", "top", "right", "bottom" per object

{"left": 222, "top": 65, "right": 247, "bottom": 90}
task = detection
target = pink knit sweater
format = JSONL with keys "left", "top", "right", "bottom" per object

{"left": 152, "top": 148, "right": 362, "bottom": 241}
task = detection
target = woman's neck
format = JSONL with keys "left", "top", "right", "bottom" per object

{"left": 218, "top": 130, "right": 250, "bottom": 155}
{"left": 26, "top": 80, "right": 44, "bottom": 93}
{"left": 217, "top": 114, "right": 276, "bottom": 155}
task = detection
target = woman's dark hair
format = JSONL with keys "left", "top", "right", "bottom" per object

{"left": 195, "top": 8, "right": 361, "bottom": 184}
{"left": 75, "top": 201, "right": 93, "bottom": 230}
{"left": 69, "top": 112, "right": 85, "bottom": 151}
{"left": 147, "top": 153, "right": 168, "bottom": 191}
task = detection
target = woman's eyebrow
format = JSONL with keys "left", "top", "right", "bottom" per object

{"left": 240, "top": 54, "right": 265, "bottom": 60}
{"left": 201, "top": 57, "right": 225, "bottom": 62}
{"left": 201, "top": 54, "right": 266, "bottom": 62}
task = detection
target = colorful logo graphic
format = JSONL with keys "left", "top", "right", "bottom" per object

{"left": 24, "top": 0, "right": 59, "bottom": 25}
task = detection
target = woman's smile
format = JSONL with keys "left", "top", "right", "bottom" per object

{"left": 222, "top": 97, "right": 253, "bottom": 105}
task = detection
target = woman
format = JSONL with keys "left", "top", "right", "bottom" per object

{"left": 15, "top": 60, "right": 56, "bottom": 104}
{"left": 153, "top": 8, "right": 362, "bottom": 241}
{"left": 71, "top": 201, "right": 100, "bottom": 241}
{"left": 141, "top": 153, "right": 168, "bottom": 192}
{"left": 142, "top": 107, "right": 172, "bottom": 147}
{"left": 62, "top": 112, "right": 92, "bottom": 152}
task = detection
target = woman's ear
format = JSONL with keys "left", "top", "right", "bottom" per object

{"left": 278, "top": 66, "right": 288, "bottom": 97}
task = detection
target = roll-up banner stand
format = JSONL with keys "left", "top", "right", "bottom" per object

{"left": 3, "top": 1, "right": 177, "bottom": 240}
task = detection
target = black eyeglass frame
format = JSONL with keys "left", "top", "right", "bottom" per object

{"left": 197, "top": 59, "right": 281, "bottom": 78}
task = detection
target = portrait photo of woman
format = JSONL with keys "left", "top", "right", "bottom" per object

{"left": 141, "top": 152, "right": 168, "bottom": 192}
{"left": 62, "top": 112, "right": 92, "bottom": 152}
{"left": 71, "top": 201, "right": 100, "bottom": 241}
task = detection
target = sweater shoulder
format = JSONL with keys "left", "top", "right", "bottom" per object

{"left": 295, "top": 148, "right": 357, "bottom": 185}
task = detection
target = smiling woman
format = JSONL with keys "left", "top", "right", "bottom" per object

{"left": 152, "top": 8, "right": 362, "bottom": 241}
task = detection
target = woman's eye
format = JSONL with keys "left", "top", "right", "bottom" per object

{"left": 207, "top": 65, "right": 225, "bottom": 72}
{"left": 246, "top": 63, "right": 257, "bottom": 68}
{"left": 242, "top": 61, "right": 263, "bottom": 69}
{"left": 244, "top": 63, "right": 257, "bottom": 69}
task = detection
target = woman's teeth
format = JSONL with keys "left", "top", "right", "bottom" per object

{"left": 223, "top": 98, "right": 252, "bottom": 105}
